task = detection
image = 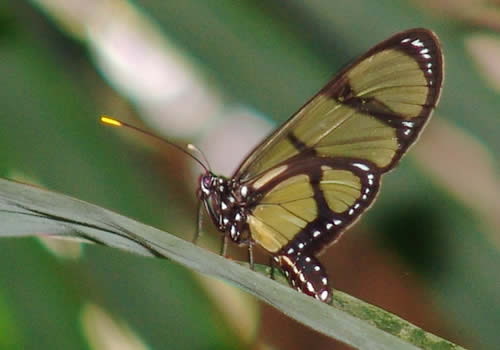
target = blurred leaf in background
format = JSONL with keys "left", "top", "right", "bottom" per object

{"left": 0, "top": 0, "right": 499, "bottom": 349}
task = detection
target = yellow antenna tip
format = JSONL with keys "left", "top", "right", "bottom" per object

{"left": 100, "top": 116, "right": 122, "bottom": 127}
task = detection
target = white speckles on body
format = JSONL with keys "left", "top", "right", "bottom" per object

{"left": 240, "top": 185, "right": 248, "bottom": 198}
{"left": 299, "top": 273, "right": 306, "bottom": 283}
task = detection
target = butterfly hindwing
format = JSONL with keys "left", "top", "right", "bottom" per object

{"left": 246, "top": 156, "right": 380, "bottom": 255}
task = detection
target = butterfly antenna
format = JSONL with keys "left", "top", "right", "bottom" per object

{"left": 187, "top": 144, "right": 212, "bottom": 172}
{"left": 100, "top": 116, "right": 209, "bottom": 172}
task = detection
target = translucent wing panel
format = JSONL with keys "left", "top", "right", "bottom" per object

{"left": 234, "top": 29, "right": 443, "bottom": 182}
{"left": 347, "top": 49, "right": 429, "bottom": 119}
{"left": 320, "top": 168, "right": 362, "bottom": 213}
{"left": 260, "top": 174, "right": 313, "bottom": 203}
{"left": 294, "top": 98, "right": 399, "bottom": 168}
{"left": 250, "top": 174, "right": 316, "bottom": 252}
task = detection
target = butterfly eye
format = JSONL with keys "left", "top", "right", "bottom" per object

{"left": 202, "top": 175, "right": 212, "bottom": 190}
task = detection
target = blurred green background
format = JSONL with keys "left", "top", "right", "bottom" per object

{"left": 1, "top": 1, "right": 499, "bottom": 349}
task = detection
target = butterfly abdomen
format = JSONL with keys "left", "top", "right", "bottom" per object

{"left": 274, "top": 251, "right": 331, "bottom": 303}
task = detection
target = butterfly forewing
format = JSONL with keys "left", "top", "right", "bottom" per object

{"left": 234, "top": 28, "right": 443, "bottom": 182}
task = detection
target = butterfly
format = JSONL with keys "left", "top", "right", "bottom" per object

{"left": 102, "top": 28, "right": 443, "bottom": 304}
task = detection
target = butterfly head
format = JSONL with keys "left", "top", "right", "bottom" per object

{"left": 199, "top": 172, "right": 218, "bottom": 197}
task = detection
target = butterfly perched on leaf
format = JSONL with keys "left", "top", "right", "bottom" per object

{"left": 102, "top": 28, "right": 443, "bottom": 303}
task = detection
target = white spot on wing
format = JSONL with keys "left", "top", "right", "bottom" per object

{"left": 411, "top": 39, "right": 424, "bottom": 47}
{"left": 353, "top": 162, "right": 369, "bottom": 171}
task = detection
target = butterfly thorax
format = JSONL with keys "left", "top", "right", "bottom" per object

{"left": 199, "top": 172, "right": 256, "bottom": 244}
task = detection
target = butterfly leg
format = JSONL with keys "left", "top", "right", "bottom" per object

{"left": 192, "top": 200, "right": 204, "bottom": 244}
{"left": 269, "top": 256, "right": 276, "bottom": 280}
{"left": 248, "top": 242, "right": 255, "bottom": 270}
{"left": 274, "top": 252, "right": 332, "bottom": 303}
{"left": 220, "top": 235, "right": 229, "bottom": 257}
